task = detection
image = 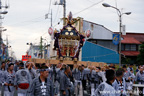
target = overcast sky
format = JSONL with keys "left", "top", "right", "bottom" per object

{"left": 1, "top": 0, "right": 144, "bottom": 60}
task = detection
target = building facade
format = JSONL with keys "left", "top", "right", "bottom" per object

{"left": 121, "top": 33, "right": 144, "bottom": 64}
{"left": 73, "top": 18, "right": 119, "bottom": 64}
{"left": 0, "top": 43, "right": 9, "bottom": 61}
{"left": 27, "top": 44, "right": 50, "bottom": 59}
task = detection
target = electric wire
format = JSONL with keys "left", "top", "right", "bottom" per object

{"left": 73, "top": 0, "right": 104, "bottom": 15}
{"left": 54, "top": 0, "right": 105, "bottom": 27}
{"left": 54, "top": 5, "right": 60, "bottom": 23}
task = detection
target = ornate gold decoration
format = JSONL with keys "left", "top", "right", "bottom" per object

{"left": 67, "top": 27, "right": 73, "bottom": 31}
{"left": 65, "top": 32, "right": 69, "bottom": 35}
{"left": 70, "top": 32, "right": 73, "bottom": 36}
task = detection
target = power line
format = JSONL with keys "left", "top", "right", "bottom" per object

{"left": 53, "top": 19, "right": 63, "bottom": 27}
{"left": 125, "top": 16, "right": 144, "bottom": 24}
{"left": 55, "top": 6, "right": 62, "bottom": 23}
{"left": 54, "top": 5, "right": 60, "bottom": 23}
{"left": 29, "top": 0, "right": 106, "bottom": 43}
{"left": 53, "top": 6, "right": 63, "bottom": 27}
{"left": 115, "top": 0, "right": 118, "bottom": 8}
{"left": 13, "top": 19, "right": 45, "bottom": 27}
{"left": 52, "top": 0, "right": 104, "bottom": 27}
{"left": 87, "top": 0, "right": 94, "bottom": 3}
{"left": 101, "top": 5, "right": 144, "bottom": 24}
{"left": 30, "top": 0, "right": 53, "bottom": 43}
{"left": 5, "top": 1, "right": 53, "bottom": 27}
{"left": 32, "top": 19, "right": 63, "bottom": 43}
{"left": 114, "top": 0, "right": 119, "bottom": 16}
{"left": 85, "top": 0, "right": 100, "bottom": 3}
{"left": 48, "top": 0, "right": 52, "bottom": 14}
{"left": 5, "top": 15, "right": 45, "bottom": 26}
{"left": 73, "top": 0, "right": 104, "bottom": 15}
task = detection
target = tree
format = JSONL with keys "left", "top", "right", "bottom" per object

{"left": 122, "top": 57, "right": 131, "bottom": 64}
{"left": 137, "top": 44, "right": 144, "bottom": 65}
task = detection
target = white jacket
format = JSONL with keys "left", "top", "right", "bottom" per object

{"left": 95, "top": 81, "right": 116, "bottom": 96}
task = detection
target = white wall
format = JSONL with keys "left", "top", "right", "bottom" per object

{"left": 83, "top": 20, "right": 113, "bottom": 40}
{"left": 49, "top": 40, "right": 57, "bottom": 58}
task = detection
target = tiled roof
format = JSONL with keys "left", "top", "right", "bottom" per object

{"left": 121, "top": 35, "right": 141, "bottom": 44}
{"left": 126, "top": 33, "right": 144, "bottom": 43}
{"left": 121, "top": 51, "right": 140, "bottom": 56}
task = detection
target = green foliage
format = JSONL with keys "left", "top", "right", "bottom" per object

{"left": 115, "top": 64, "right": 120, "bottom": 69}
{"left": 122, "top": 58, "right": 131, "bottom": 64}
{"left": 137, "top": 44, "right": 144, "bottom": 65}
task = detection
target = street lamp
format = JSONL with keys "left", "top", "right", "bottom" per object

{"left": 102, "top": 3, "right": 131, "bottom": 67}
{"left": 27, "top": 43, "right": 32, "bottom": 45}
{"left": 0, "top": 28, "right": 7, "bottom": 32}
{"left": 26, "top": 43, "right": 33, "bottom": 58}
{"left": 0, "top": 11, "right": 8, "bottom": 14}
{"left": 102, "top": 3, "right": 111, "bottom": 7}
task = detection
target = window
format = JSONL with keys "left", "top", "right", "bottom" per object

{"left": 88, "top": 39, "right": 97, "bottom": 44}
{"left": 121, "top": 44, "right": 124, "bottom": 51}
{"left": 131, "top": 45, "right": 136, "bottom": 51}
{"left": 125, "top": 44, "right": 131, "bottom": 51}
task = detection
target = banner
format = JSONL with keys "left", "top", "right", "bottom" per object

{"left": 112, "top": 34, "right": 120, "bottom": 45}
{"left": 22, "top": 55, "right": 31, "bottom": 61}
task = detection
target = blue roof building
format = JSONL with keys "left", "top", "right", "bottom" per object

{"left": 82, "top": 41, "right": 119, "bottom": 64}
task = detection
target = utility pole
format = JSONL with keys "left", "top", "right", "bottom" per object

{"left": 40, "top": 36, "right": 43, "bottom": 59}
{"left": 45, "top": 9, "right": 53, "bottom": 27}
{"left": 63, "top": 0, "right": 66, "bottom": 26}
{"left": 54, "top": 0, "right": 66, "bottom": 26}
{"left": 0, "top": 0, "right": 2, "bottom": 63}
{"left": 6, "top": 35, "right": 9, "bottom": 59}
{"left": 51, "top": 9, "right": 52, "bottom": 27}
{"left": 102, "top": 3, "right": 131, "bottom": 67}
{"left": 0, "top": 28, "right": 2, "bottom": 64}
{"left": 119, "top": 15, "right": 122, "bottom": 67}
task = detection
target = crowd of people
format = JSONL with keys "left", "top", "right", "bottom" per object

{"left": 0, "top": 60, "right": 144, "bottom": 96}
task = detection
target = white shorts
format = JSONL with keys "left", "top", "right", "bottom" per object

{"left": 18, "top": 93, "right": 27, "bottom": 96}
{"left": 4, "top": 91, "right": 14, "bottom": 96}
